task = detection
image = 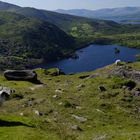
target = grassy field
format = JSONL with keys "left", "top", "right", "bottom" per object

{"left": 0, "top": 62, "right": 140, "bottom": 139}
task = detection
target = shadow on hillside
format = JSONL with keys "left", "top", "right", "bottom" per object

{"left": 31, "top": 79, "right": 43, "bottom": 85}
{"left": 0, "top": 119, "right": 32, "bottom": 127}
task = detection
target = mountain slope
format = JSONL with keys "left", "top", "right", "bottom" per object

{"left": 0, "top": 1, "right": 124, "bottom": 34}
{"left": 11, "top": 7, "right": 122, "bottom": 33}
{"left": 0, "top": 1, "right": 20, "bottom": 11}
{"left": 0, "top": 11, "right": 75, "bottom": 69}
{"left": 0, "top": 62, "right": 140, "bottom": 139}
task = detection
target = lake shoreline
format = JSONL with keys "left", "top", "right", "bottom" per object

{"left": 34, "top": 44, "right": 140, "bottom": 74}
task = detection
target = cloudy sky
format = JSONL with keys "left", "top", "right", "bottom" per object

{"left": 1, "top": 0, "right": 140, "bottom": 10}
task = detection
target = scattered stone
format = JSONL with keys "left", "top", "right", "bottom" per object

{"left": 28, "top": 100, "right": 33, "bottom": 107}
{"left": 96, "top": 109, "right": 105, "bottom": 114}
{"left": 29, "top": 84, "right": 46, "bottom": 91}
{"left": 4, "top": 70, "right": 38, "bottom": 83}
{"left": 34, "top": 110, "right": 43, "bottom": 116}
{"left": 52, "top": 94, "right": 60, "bottom": 99}
{"left": 131, "top": 90, "right": 140, "bottom": 97}
{"left": 72, "top": 115, "right": 87, "bottom": 123}
{"left": 122, "top": 86, "right": 127, "bottom": 90}
{"left": 92, "top": 134, "right": 107, "bottom": 140}
{"left": 55, "top": 89, "right": 63, "bottom": 94}
{"left": 88, "top": 73, "right": 100, "bottom": 79}
{"left": 76, "top": 106, "right": 82, "bottom": 109}
{"left": 77, "top": 84, "right": 85, "bottom": 91}
{"left": 71, "top": 125, "right": 82, "bottom": 131}
{"left": 58, "top": 102, "right": 63, "bottom": 105}
{"left": 98, "top": 86, "right": 106, "bottom": 92}
{"left": 20, "top": 113, "right": 24, "bottom": 116}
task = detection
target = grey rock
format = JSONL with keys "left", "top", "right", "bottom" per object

{"left": 20, "top": 112, "right": 24, "bottom": 116}
{"left": 34, "top": 110, "right": 43, "bottom": 116}
{"left": 0, "top": 86, "right": 14, "bottom": 98}
{"left": 131, "top": 90, "right": 140, "bottom": 97}
{"left": 110, "top": 66, "right": 140, "bottom": 82}
{"left": 88, "top": 73, "right": 100, "bottom": 79}
{"left": 71, "top": 125, "right": 82, "bottom": 131}
{"left": 72, "top": 115, "right": 87, "bottom": 123}
{"left": 77, "top": 84, "right": 85, "bottom": 91}
{"left": 4, "top": 70, "right": 38, "bottom": 82}
{"left": 52, "top": 94, "right": 60, "bottom": 99}
{"left": 0, "top": 86, "right": 14, "bottom": 106}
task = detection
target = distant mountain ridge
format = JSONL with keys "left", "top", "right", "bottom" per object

{"left": 56, "top": 7, "right": 140, "bottom": 22}
{"left": 0, "top": 1, "right": 123, "bottom": 34}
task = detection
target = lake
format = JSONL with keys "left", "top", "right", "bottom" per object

{"left": 38, "top": 44, "right": 140, "bottom": 74}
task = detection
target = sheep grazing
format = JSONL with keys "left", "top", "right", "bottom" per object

{"left": 115, "top": 60, "right": 121, "bottom": 65}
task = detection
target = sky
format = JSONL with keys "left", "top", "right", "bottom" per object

{"left": 1, "top": 0, "right": 140, "bottom": 10}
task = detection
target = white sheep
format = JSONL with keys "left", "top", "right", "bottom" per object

{"left": 115, "top": 59, "right": 121, "bottom": 65}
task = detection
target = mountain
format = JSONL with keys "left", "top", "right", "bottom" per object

{"left": 0, "top": 1, "right": 20, "bottom": 11}
{"left": 8, "top": 7, "right": 121, "bottom": 33}
{"left": 0, "top": 11, "right": 75, "bottom": 69}
{"left": 0, "top": 1, "right": 124, "bottom": 34}
{"left": 0, "top": 1, "right": 138, "bottom": 37}
{"left": 56, "top": 7, "right": 140, "bottom": 23}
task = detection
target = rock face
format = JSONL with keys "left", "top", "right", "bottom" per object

{"left": 4, "top": 70, "right": 37, "bottom": 82}
{"left": 110, "top": 66, "right": 140, "bottom": 82}
{"left": 0, "top": 86, "right": 14, "bottom": 106}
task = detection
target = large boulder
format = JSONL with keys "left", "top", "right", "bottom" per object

{"left": 4, "top": 70, "right": 37, "bottom": 82}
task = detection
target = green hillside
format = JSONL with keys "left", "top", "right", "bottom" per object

{"left": 0, "top": 12, "right": 75, "bottom": 69}
{"left": 0, "top": 62, "right": 140, "bottom": 139}
{"left": 10, "top": 7, "right": 140, "bottom": 48}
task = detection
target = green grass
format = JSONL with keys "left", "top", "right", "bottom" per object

{"left": 0, "top": 62, "right": 140, "bottom": 139}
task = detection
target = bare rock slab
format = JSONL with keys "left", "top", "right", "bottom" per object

{"left": 4, "top": 70, "right": 38, "bottom": 82}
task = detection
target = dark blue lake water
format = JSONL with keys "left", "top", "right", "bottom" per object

{"left": 38, "top": 44, "right": 140, "bottom": 74}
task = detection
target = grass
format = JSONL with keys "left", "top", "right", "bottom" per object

{"left": 0, "top": 62, "right": 140, "bottom": 139}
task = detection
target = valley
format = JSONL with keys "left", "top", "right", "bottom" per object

{"left": 0, "top": 2, "right": 139, "bottom": 70}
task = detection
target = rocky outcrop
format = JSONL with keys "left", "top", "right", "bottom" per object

{"left": 110, "top": 66, "right": 140, "bottom": 82}
{"left": 4, "top": 70, "right": 37, "bottom": 82}
{"left": 0, "top": 86, "right": 14, "bottom": 106}
{"left": 44, "top": 68, "right": 65, "bottom": 76}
